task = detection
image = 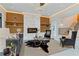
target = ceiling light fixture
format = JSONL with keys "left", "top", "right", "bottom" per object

{"left": 40, "top": 3, "right": 45, "bottom": 6}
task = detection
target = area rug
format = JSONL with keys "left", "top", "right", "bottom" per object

{"left": 20, "top": 40, "right": 67, "bottom": 56}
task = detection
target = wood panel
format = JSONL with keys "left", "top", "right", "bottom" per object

{"left": 40, "top": 17, "right": 50, "bottom": 32}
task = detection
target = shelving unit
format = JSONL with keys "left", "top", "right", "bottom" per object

{"left": 40, "top": 17, "right": 50, "bottom": 32}
{"left": 5, "top": 12, "right": 24, "bottom": 33}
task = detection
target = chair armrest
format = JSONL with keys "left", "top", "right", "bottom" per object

{"left": 65, "top": 38, "right": 71, "bottom": 40}
{"left": 64, "top": 39, "right": 73, "bottom": 42}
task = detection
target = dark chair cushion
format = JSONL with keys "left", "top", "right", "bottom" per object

{"left": 62, "top": 36, "right": 66, "bottom": 39}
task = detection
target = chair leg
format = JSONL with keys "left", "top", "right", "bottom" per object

{"left": 60, "top": 41, "right": 61, "bottom": 45}
{"left": 73, "top": 45, "right": 75, "bottom": 49}
{"left": 62, "top": 44, "right": 64, "bottom": 47}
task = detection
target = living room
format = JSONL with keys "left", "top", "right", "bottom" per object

{"left": 0, "top": 3, "right": 79, "bottom": 56}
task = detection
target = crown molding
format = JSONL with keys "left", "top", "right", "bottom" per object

{"left": 0, "top": 3, "right": 78, "bottom": 18}
{"left": 50, "top": 4, "right": 79, "bottom": 18}
{"left": 0, "top": 5, "right": 7, "bottom": 11}
{"left": 6, "top": 10, "right": 24, "bottom": 15}
{"left": 41, "top": 16, "right": 50, "bottom": 18}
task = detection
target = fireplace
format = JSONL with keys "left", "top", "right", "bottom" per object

{"left": 27, "top": 28, "right": 37, "bottom": 33}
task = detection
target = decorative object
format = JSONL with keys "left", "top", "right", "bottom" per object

{"left": 3, "top": 48, "right": 11, "bottom": 56}
{"left": 17, "top": 28, "right": 21, "bottom": 33}
{"left": 6, "top": 40, "right": 16, "bottom": 56}
{"left": 6, "top": 35, "right": 23, "bottom": 56}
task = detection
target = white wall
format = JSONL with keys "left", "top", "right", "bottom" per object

{"left": 0, "top": 7, "right": 6, "bottom": 52}
{"left": 58, "top": 15, "right": 77, "bottom": 28}
{"left": 50, "top": 17, "right": 59, "bottom": 41}
{"left": 24, "top": 14, "right": 45, "bottom": 41}
{"left": 0, "top": 7, "right": 6, "bottom": 28}
{"left": 50, "top": 5, "right": 79, "bottom": 42}
{"left": 0, "top": 28, "right": 10, "bottom": 52}
{"left": 50, "top": 15, "right": 76, "bottom": 41}
{"left": 24, "top": 14, "right": 76, "bottom": 42}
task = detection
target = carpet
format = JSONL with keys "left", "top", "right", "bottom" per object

{"left": 20, "top": 40, "right": 67, "bottom": 56}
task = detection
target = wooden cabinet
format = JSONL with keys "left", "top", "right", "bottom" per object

{"left": 5, "top": 12, "right": 24, "bottom": 33}
{"left": 40, "top": 17, "right": 50, "bottom": 32}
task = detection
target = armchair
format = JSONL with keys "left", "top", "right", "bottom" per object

{"left": 60, "top": 31, "right": 77, "bottom": 48}
{"left": 44, "top": 30, "right": 51, "bottom": 38}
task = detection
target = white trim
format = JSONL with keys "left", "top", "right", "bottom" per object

{"left": 50, "top": 4, "right": 79, "bottom": 18}
{"left": 0, "top": 5, "right": 7, "bottom": 12}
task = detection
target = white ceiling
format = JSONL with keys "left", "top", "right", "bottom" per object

{"left": 0, "top": 3, "right": 74, "bottom": 16}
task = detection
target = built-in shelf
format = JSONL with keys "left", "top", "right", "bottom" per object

{"left": 5, "top": 12, "right": 24, "bottom": 33}
{"left": 5, "top": 21, "right": 23, "bottom": 23}
{"left": 6, "top": 25, "right": 23, "bottom": 28}
{"left": 40, "top": 17, "right": 50, "bottom": 32}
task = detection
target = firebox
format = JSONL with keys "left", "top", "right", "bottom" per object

{"left": 27, "top": 28, "right": 37, "bottom": 33}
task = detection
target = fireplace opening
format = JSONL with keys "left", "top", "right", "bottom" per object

{"left": 27, "top": 28, "right": 38, "bottom": 33}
